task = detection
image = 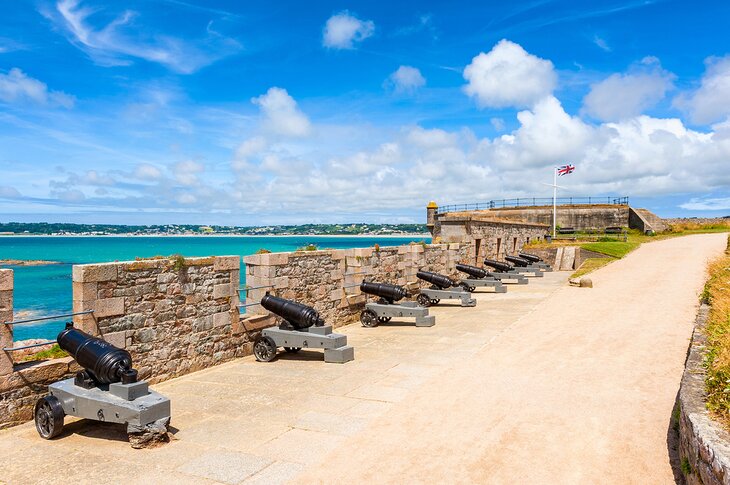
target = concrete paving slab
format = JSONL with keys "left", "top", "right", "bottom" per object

{"left": 176, "top": 450, "right": 273, "bottom": 484}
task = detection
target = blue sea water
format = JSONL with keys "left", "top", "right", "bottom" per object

{"left": 0, "top": 236, "right": 428, "bottom": 341}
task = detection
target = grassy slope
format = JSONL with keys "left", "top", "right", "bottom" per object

{"left": 704, "top": 236, "right": 730, "bottom": 426}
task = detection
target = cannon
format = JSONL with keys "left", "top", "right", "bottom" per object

{"left": 359, "top": 281, "right": 435, "bottom": 327}
{"left": 482, "top": 259, "right": 531, "bottom": 283}
{"left": 415, "top": 271, "right": 476, "bottom": 307}
{"left": 253, "top": 294, "right": 353, "bottom": 363}
{"left": 504, "top": 255, "right": 544, "bottom": 277}
{"left": 518, "top": 252, "right": 553, "bottom": 271}
{"left": 34, "top": 324, "right": 171, "bottom": 444}
{"left": 454, "top": 263, "right": 510, "bottom": 291}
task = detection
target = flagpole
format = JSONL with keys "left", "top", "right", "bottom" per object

{"left": 553, "top": 167, "right": 557, "bottom": 239}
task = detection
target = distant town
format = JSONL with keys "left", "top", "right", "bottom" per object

{"left": 0, "top": 222, "right": 428, "bottom": 236}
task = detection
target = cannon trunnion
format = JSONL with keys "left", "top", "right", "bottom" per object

{"left": 35, "top": 324, "right": 171, "bottom": 445}
{"left": 254, "top": 294, "right": 353, "bottom": 364}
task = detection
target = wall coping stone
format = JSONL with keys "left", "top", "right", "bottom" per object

{"left": 679, "top": 304, "right": 730, "bottom": 485}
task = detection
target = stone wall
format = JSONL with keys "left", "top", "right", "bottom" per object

{"left": 432, "top": 214, "right": 548, "bottom": 251}
{"left": 0, "top": 269, "right": 13, "bottom": 376}
{"left": 483, "top": 205, "right": 630, "bottom": 230}
{"left": 678, "top": 305, "right": 730, "bottom": 484}
{"left": 72, "top": 256, "right": 246, "bottom": 383}
{"left": 244, "top": 242, "right": 475, "bottom": 328}
{"left": 0, "top": 268, "right": 82, "bottom": 428}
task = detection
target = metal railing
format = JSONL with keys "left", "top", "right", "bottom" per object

{"left": 2, "top": 310, "right": 94, "bottom": 352}
{"left": 236, "top": 285, "right": 274, "bottom": 312}
{"left": 436, "top": 196, "right": 629, "bottom": 214}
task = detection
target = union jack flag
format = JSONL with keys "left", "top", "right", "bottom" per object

{"left": 557, "top": 164, "right": 575, "bottom": 176}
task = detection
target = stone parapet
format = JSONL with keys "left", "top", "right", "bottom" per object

{"left": 679, "top": 305, "right": 730, "bottom": 484}
{"left": 72, "top": 256, "right": 244, "bottom": 383}
{"left": 0, "top": 269, "right": 13, "bottom": 376}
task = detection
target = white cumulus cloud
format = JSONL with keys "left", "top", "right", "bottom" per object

{"left": 0, "top": 68, "right": 74, "bottom": 108}
{"left": 582, "top": 58, "right": 675, "bottom": 121}
{"left": 674, "top": 55, "right": 730, "bottom": 125}
{"left": 386, "top": 66, "right": 426, "bottom": 93}
{"left": 463, "top": 39, "right": 557, "bottom": 109}
{"left": 322, "top": 11, "right": 374, "bottom": 49}
{"left": 252, "top": 87, "right": 311, "bottom": 137}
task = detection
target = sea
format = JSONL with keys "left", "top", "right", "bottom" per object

{"left": 0, "top": 235, "right": 428, "bottom": 341}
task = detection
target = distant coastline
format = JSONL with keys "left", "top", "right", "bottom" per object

{"left": 0, "top": 222, "right": 429, "bottom": 238}
{"left": 0, "top": 233, "right": 431, "bottom": 238}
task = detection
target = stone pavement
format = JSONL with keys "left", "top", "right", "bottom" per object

{"left": 0, "top": 233, "right": 725, "bottom": 484}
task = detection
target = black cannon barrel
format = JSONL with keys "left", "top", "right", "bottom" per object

{"left": 261, "top": 293, "right": 324, "bottom": 329}
{"left": 416, "top": 271, "right": 454, "bottom": 290}
{"left": 57, "top": 325, "right": 136, "bottom": 384}
{"left": 360, "top": 281, "right": 408, "bottom": 303}
{"left": 483, "top": 259, "right": 514, "bottom": 273}
{"left": 518, "top": 252, "right": 542, "bottom": 263}
{"left": 505, "top": 255, "right": 530, "bottom": 267}
{"left": 455, "top": 263, "right": 488, "bottom": 279}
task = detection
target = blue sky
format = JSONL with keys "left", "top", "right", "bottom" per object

{"left": 1, "top": 0, "right": 730, "bottom": 224}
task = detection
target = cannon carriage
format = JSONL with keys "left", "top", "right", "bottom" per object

{"left": 518, "top": 251, "right": 553, "bottom": 271}
{"left": 359, "top": 281, "right": 435, "bottom": 327}
{"left": 415, "top": 271, "right": 476, "bottom": 307}
{"left": 253, "top": 294, "right": 353, "bottom": 363}
{"left": 503, "top": 255, "right": 544, "bottom": 277}
{"left": 34, "top": 324, "right": 171, "bottom": 443}
{"left": 481, "top": 260, "right": 530, "bottom": 283}
{"left": 455, "top": 263, "right": 514, "bottom": 289}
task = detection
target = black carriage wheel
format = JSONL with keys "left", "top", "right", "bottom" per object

{"left": 284, "top": 347, "right": 301, "bottom": 353}
{"left": 34, "top": 396, "right": 65, "bottom": 439}
{"left": 416, "top": 293, "right": 432, "bottom": 307}
{"left": 253, "top": 336, "right": 278, "bottom": 362}
{"left": 378, "top": 316, "right": 392, "bottom": 323}
{"left": 360, "top": 310, "right": 378, "bottom": 327}
{"left": 431, "top": 298, "right": 440, "bottom": 305}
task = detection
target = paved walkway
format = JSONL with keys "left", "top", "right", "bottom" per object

{"left": 0, "top": 233, "right": 726, "bottom": 484}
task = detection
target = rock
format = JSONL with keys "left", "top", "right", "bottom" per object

{"left": 579, "top": 278, "right": 593, "bottom": 288}
{"left": 569, "top": 278, "right": 580, "bottom": 286}
{"left": 128, "top": 417, "right": 170, "bottom": 449}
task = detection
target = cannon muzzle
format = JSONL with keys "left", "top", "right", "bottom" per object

{"left": 455, "top": 263, "right": 488, "bottom": 279}
{"left": 505, "top": 255, "right": 530, "bottom": 267}
{"left": 518, "top": 252, "right": 542, "bottom": 263}
{"left": 261, "top": 293, "right": 324, "bottom": 330}
{"left": 483, "top": 259, "right": 514, "bottom": 273}
{"left": 360, "top": 281, "right": 408, "bottom": 304}
{"left": 416, "top": 271, "right": 454, "bottom": 290}
{"left": 57, "top": 324, "right": 137, "bottom": 385}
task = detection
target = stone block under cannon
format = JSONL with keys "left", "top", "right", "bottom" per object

{"left": 253, "top": 294, "right": 354, "bottom": 363}
{"left": 359, "top": 281, "right": 435, "bottom": 328}
{"left": 34, "top": 324, "right": 171, "bottom": 447}
{"left": 415, "top": 270, "right": 476, "bottom": 307}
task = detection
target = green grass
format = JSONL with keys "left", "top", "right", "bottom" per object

{"left": 702, "top": 237, "right": 730, "bottom": 428}
{"left": 570, "top": 257, "right": 615, "bottom": 279}
{"left": 19, "top": 344, "right": 68, "bottom": 362}
{"left": 680, "top": 457, "right": 693, "bottom": 476}
{"left": 579, "top": 240, "right": 640, "bottom": 258}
